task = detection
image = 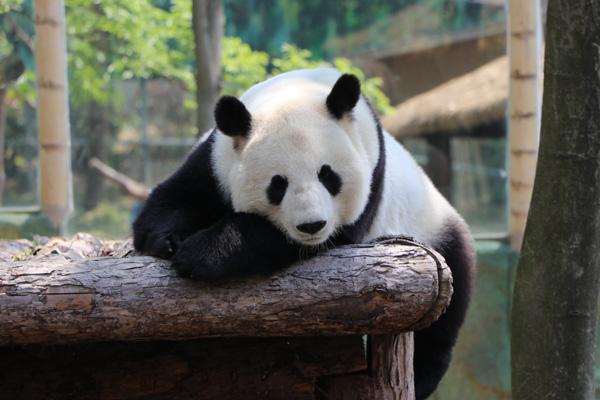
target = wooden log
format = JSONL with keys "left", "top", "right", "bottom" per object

{"left": 316, "top": 333, "right": 415, "bottom": 400}
{"left": 0, "top": 238, "right": 452, "bottom": 346}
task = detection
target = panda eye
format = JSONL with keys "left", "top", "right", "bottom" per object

{"left": 267, "top": 175, "right": 288, "bottom": 205}
{"left": 318, "top": 164, "right": 342, "bottom": 196}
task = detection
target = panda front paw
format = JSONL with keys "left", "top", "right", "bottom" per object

{"left": 133, "top": 229, "right": 183, "bottom": 260}
{"left": 170, "top": 228, "right": 239, "bottom": 282}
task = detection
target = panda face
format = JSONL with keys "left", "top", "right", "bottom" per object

{"left": 227, "top": 110, "right": 370, "bottom": 246}
{"left": 213, "top": 72, "right": 373, "bottom": 247}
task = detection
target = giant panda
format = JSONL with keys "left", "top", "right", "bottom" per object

{"left": 133, "top": 68, "right": 475, "bottom": 399}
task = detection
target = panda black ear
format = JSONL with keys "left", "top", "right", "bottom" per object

{"left": 326, "top": 74, "right": 361, "bottom": 119}
{"left": 214, "top": 96, "right": 252, "bottom": 138}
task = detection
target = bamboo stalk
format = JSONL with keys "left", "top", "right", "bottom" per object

{"left": 35, "top": 0, "right": 73, "bottom": 233}
{"left": 507, "top": 0, "right": 541, "bottom": 250}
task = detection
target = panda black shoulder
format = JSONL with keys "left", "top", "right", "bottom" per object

{"left": 132, "top": 131, "right": 233, "bottom": 258}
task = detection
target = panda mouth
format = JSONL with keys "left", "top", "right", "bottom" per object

{"left": 294, "top": 232, "right": 329, "bottom": 247}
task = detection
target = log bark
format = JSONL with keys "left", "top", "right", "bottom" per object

{"left": 317, "top": 334, "right": 415, "bottom": 399}
{"left": 0, "top": 238, "right": 452, "bottom": 346}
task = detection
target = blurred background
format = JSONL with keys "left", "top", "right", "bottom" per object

{"left": 1, "top": 0, "right": 516, "bottom": 398}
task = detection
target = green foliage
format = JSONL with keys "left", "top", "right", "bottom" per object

{"left": 65, "top": 0, "right": 194, "bottom": 104}
{"left": 270, "top": 44, "right": 392, "bottom": 115}
{"left": 221, "top": 37, "right": 269, "bottom": 97}
{"left": 220, "top": 40, "right": 392, "bottom": 115}
{"left": 0, "top": 0, "right": 32, "bottom": 100}
{"left": 0, "top": 0, "right": 24, "bottom": 15}
{"left": 332, "top": 58, "right": 393, "bottom": 115}
{"left": 1, "top": 1, "right": 391, "bottom": 114}
{"left": 271, "top": 43, "right": 325, "bottom": 72}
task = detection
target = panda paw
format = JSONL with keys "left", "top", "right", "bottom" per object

{"left": 134, "top": 230, "right": 183, "bottom": 260}
{"left": 170, "top": 228, "right": 239, "bottom": 282}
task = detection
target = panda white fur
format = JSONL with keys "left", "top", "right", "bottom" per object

{"left": 133, "top": 68, "right": 475, "bottom": 399}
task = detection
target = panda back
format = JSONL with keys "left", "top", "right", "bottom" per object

{"left": 366, "top": 131, "right": 460, "bottom": 246}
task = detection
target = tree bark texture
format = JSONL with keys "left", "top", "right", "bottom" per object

{"left": 192, "top": 0, "right": 223, "bottom": 135}
{"left": 317, "top": 334, "right": 415, "bottom": 399}
{"left": 0, "top": 88, "right": 6, "bottom": 206}
{"left": 81, "top": 102, "right": 110, "bottom": 211}
{"left": 0, "top": 238, "right": 452, "bottom": 346}
{"left": 511, "top": 1, "right": 600, "bottom": 399}
{"left": 507, "top": 0, "right": 542, "bottom": 250}
{"left": 35, "top": 0, "right": 73, "bottom": 232}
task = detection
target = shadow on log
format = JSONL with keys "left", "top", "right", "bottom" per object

{"left": 0, "top": 234, "right": 452, "bottom": 400}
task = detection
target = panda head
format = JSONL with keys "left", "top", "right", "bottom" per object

{"left": 213, "top": 73, "right": 372, "bottom": 246}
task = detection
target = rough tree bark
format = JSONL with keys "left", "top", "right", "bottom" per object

{"left": 0, "top": 88, "right": 7, "bottom": 206}
{"left": 81, "top": 102, "right": 110, "bottom": 211}
{"left": 0, "top": 53, "right": 25, "bottom": 205}
{"left": 507, "top": 0, "right": 542, "bottom": 250}
{"left": 0, "top": 239, "right": 452, "bottom": 346}
{"left": 35, "top": 0, "right": 73, "bottom": 232}
{"left": 0, "top": 236, "right": 450, "bottom": 399}
{"left": 511, "top": 1, "right": 600, "bottom": 399}
{"left": 192, "top": 0, "right": 223, "bottom": 135}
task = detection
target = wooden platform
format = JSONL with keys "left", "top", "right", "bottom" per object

{"left": 0, "top": 234, "right": 452, "bottom": 399}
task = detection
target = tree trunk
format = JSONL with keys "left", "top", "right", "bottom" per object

{"left": 35, "top": 0, "right": 73, "bottom": 232}
{"left": 507, "top": 0, "right": 542, "bottom": 250}
{"left": 0, "top": 238, "right": 452, "bottom": 346}
{"left": 82, "top": 101, "right": 109, "bottom": 211}
{"left": 192, "top": 0, "right": 223, "bottom": 135}
{"left": 511, "top": 1, "right": 600, "bottom": 399}
{"left": 0, "top": 88, "right": 6, "bottom": 205}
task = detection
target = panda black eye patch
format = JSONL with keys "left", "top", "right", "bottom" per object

{"left": 267, "top": 175, "right": 288, "bottom": 205}
{"left": 318, "top": 164, "right": 342, "bottom": 196}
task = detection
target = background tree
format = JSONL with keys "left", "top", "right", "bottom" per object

{"left": 0, "top": 0, "right": 30, "bottom": 205}
{"left": 511, "top": 1, "right": 600, "bottom": 398}
{"left": 65, "top": 0, "right": 194, "bottom": 209}
{"left": 192, "top": 0, "right": 223, "bottom": 134}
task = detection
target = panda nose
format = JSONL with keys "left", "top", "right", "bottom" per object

{"left": 296, "top": 220, "right": 326, "bottom": 235}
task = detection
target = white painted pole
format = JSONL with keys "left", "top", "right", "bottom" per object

{"left": 35, "top": 0, "right": 73, "bottom": 233}
{"left": 507, "top": 0, "right": 541, "bottom": 251}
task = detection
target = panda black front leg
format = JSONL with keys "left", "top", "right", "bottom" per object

{"left": 413, "top": 220, "right": 476, "bottom": 399}
{"left": 133, "top": 132, "right": 233, "bottom": 260}
{"left": 171, "top": 213, "right": 304, "bottom": 282}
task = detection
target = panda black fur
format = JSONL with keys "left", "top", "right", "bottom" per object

{"left": 133, "top": 68, "right": 475, "bottom": 399}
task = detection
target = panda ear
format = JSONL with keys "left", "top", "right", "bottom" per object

{"left": 214, "top": 96, "right": 252, "bottom": 138}
{"left": 326, "top": 74, "right": 361, "bottom": 119}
